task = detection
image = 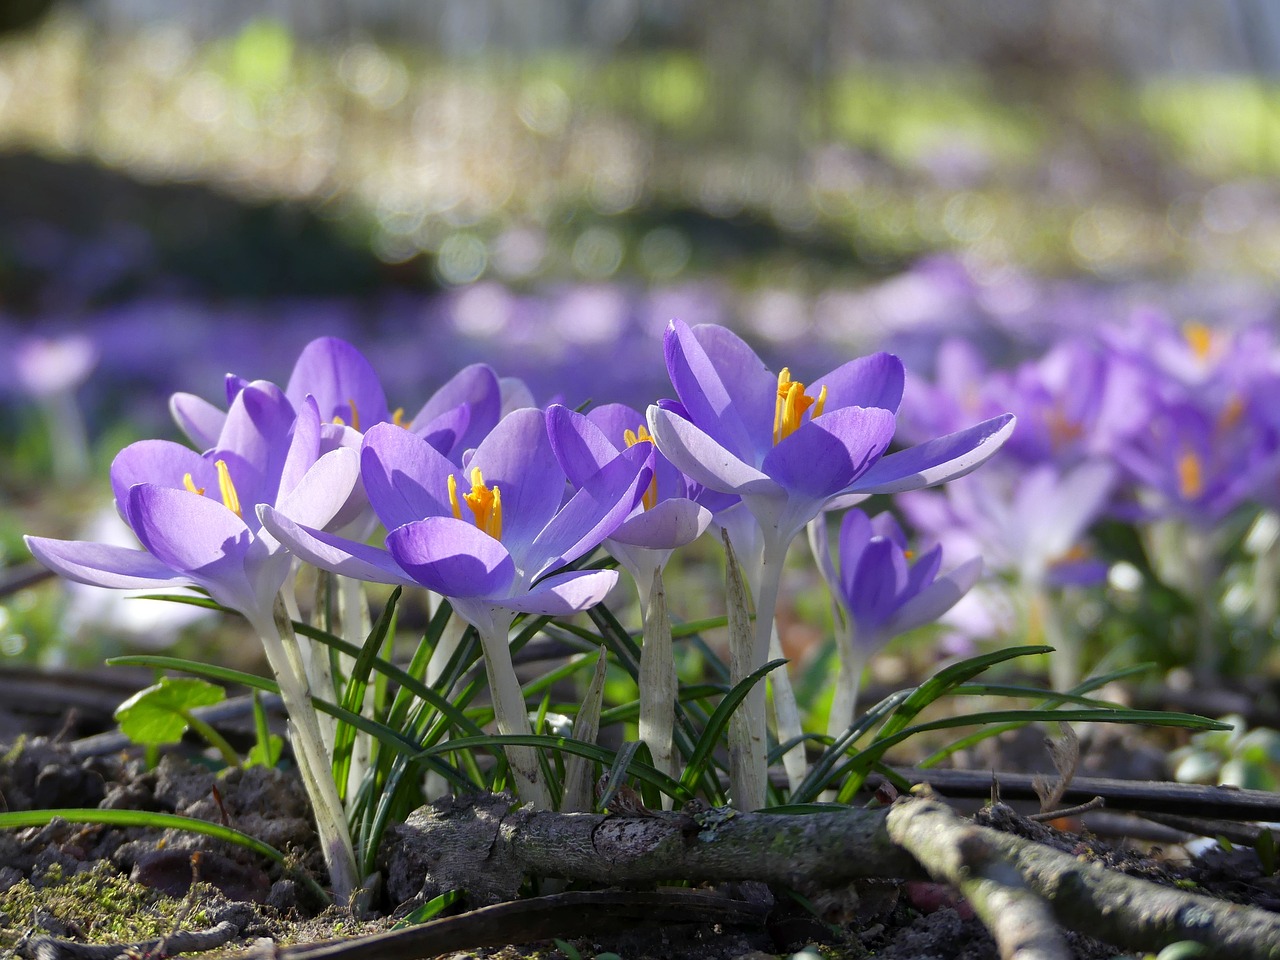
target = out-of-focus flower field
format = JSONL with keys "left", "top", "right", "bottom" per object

{"left": 5, "top": 1, "right": 1280, "bottom": 792}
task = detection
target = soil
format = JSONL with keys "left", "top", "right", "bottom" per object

{"left": 3, "top": 733, "right": 1280, "bottom": 960}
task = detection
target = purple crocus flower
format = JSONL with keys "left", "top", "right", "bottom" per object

{"left": 546, "top": 401, "right": 713, "bottom": 785}
{"left": 25, "top": 381, "right": 362, "bottom": 897}
{"left": 545, "top": 402, "right": 713, "bottom": 601}
{"left": 814, "top": 509, "right": 982, "bottom": 733}
{"left": 171, "top": 336, "right": 509, "bottom": 465}
{"left": 27, "top": 382, "right": 359, "bottom": 628}
{"left": 259, "top": 407, "right": 654, "bottom": 808}
{"left": 645, "top": 319, "right": 1014, "bottom": 808}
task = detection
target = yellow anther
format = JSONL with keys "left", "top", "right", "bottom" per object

{"left": 182, "top": 473, "right": 205, "bottom": 496}
{"left": 1183, "top": 322, "right": 1214, "bottom": 361}
{"left": 1177, "top": 451, "right": 1204, "bottom": 501}
{"left": 624, "top": 425, "right": 658, "bottom": 511}
{"left": 392, "top": 407, "right": 408, "bottom": 428}
{"left": 215, "top": 459, "right": 242, "bottom": 518}
{"left": 333, "top": 398, "right": 361, "bottom": 432}
{"left": 773, "top": 368, "right": 825, "bottom": 445}
{"left": 449, "top": 468, "right": 502, "bottom": 539}
{"left": 624, "top": 425, "right": 654, "bottom": 447}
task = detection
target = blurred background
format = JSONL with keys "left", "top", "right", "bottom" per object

{"left": 5, "top": 0, "right": 1280, "bottom": 678}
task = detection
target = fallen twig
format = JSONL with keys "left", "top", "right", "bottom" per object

{"left": 243, "top": 890, "right": 769, "bottom": 960}
{"left": 19, "top": 919, "right": 242, "bottom": 960}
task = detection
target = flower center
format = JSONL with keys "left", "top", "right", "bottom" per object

{"left": 1177, "top": 450, "right": 1203, "bottom": 501}
{"left": 333, "top": 398, "right": 361, "bottom": 432}
{"left": 624, "top": 425, "right": 658, "bottom": 511}
{"left": 1183, "top": 322, "right": 1214, "bottom": 362}
{"left": 182, "top": 459, "right": 242, "bottom": 518}
{"left": 449, "top": 467, "right": 502, "bottom": 539}
{"left": 773, "top": 368, "right": 827, "bottom": 445}
{"left": 392, "top": 407, "right": 409, "bottom": 428}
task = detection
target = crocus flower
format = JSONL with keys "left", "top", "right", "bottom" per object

{"left": 546, "top": 401, "right": 714, "bottom": 783}
{"left": 26, "top": 381, "right": 363, "bottom": 899}
{"left": 260, "top": 408, "right": 654, "bottom": 808}
{"left": 171, "top": 336, "right": 509, "bottom": 465}
{"left": 813, "top": 509, "right": 982, "bottom": 734}
{"left": 645, "top": 319, "right": 1014, "bottom": 808}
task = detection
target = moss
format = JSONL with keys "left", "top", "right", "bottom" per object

{"left": 0, "top": 860, "right": 206, "bottom": 948}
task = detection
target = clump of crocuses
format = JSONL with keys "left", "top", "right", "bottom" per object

{"left": 26, "top": 328, "right": 1014, "bottom": 899}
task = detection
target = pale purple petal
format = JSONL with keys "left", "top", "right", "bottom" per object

{"left": 546, "top": 404, "right": 620, "bottom": 488}
{"left": 760, "top": 406, "right": 897, "bottom": 498}
{"left": 127, "top": 485, "right": 252, "bottom": 575}
{"left": 360, "top": 422, "right": 457, "bottom": 530}
{"left": 386, "top": 516, "right": 515, "bottom": 599}
{"left": 812, "top": 352, "right": 904, "bottom": 414}
{"left": 848, "top": 538, "right": 908, "bottom": 631}
{"left": 470, "top": 408, "right": 565, "bottom": 549}
{"left": 904, "top": 543, "right": 943, "bottom": 598}
{"left": 646, "top": 405, "right": 775, "bottom": 496}
{"left": 25, "top": 535, "right": 191, "bottom": 590}
{"left": 665, "top": 320, "right": 771, "bottom": 459}
{"left": 169, "top": 393, "right": 226, "bottom": 450}
{"left": 585, "top": 403, "right": 648, "bottom": 448}
{"left": 111, "top": 440, "right": 214, "bottom": 513}
{"left": 842, "top": 414, "right": 1017, "bottom": 498}
{"left": 275, "top": 396, "right": 321, "bottom": 503}
{"left": 409, "top": 363, "right": 502, "bottom": 454}
{"left": 126, "top": 485, "right": 258, "bottom": 611}
{"left": 214, "top": 381, "right": 296, "bottom": 509}
{"left": 524, "top": 444, "right": 652, "bottom": 578}
{"left": 257, "top": 505, "right": 417, "bottom": 586}
{"left": 606, "top": 498, "right": 712, "bottom": 549}
{"left": 274, "top": 447, "right": 361, "bottom": 532}
{"left": 502, "top": 568, "right": 619, "bottom": 615}
{"left": 285, "top": 337, "right": 390, "bottom": 428}
{"left": 413, "top": 403, "right": 470, "bottom": 461}
{"left": 889, "top": 556, "right": 984, "bottom": 636}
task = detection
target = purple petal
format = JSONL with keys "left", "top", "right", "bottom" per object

{"left": 585, "top": 403, "right": 648, "bottom": 448}
{"left": 470, "top": 408, "right": 565, "bottom": 550}
{"left": 257, "top": 505, "right": 416, "bottom": 586}
{"left": 224, "top": 374, "right": 250, "bottom": 406}
{"left": 889, "top": 556, "right": 983, "bottom": 636}
{"left": 409, "top": 363, "right": 502, "bottom": 453}
{"left": 361, "top": 422, "right": 457, "bottom": 530}
{"left": 665, "top": 320, "right": 771, "bottom": 460}
{"left": 646, "top": 405, "right": 775, "bottom": 496}
{"left": 275, "top": 395, "right": 321, "bottom": 503}
{"left": 524, "top": 444, "right": 652, "bottom": 578}
{"left": 606, "top": 498, "right": 712, "bottom": 549}
{"left": 812, "top": 352, "right": 905, "bottom": 414}
{"left": 214, "top": 381, "right": 297, "bottom": 509}
{"left": 837, "top": 509, "right": 874, "bottom": 599}
{"left": 169, "top": 393, "right": 226, "bottom": 450}
{"left": 546, "top": 404, "right": 620, "bottom": 488}
{"left": 413, "top": 403, "right": 470, "bottom": 461}
{"left": 847, "top": 538, "right": 908, "bottom": 631}
{"left": 844, "top": 414, "right": 1017, "bottom": 497}
{"left": 274, "top": 447, "right": 362, "bottom": 532}
{"left": 285, "top": 337, "right": 390, "bottom": 428}
{"left": 760, "top": 406, "right": 897, "bottom": 498}
{"left": 386, "top": 516, "right": 515, "bottom": 599}
{"left": 126, "top": 485, "right": 258, "bottom": 610}
{"left": 904, "top": 544, "right": 943, "bottom": 599}
{"left": 111, "top": 440, "right": 214, "bottom": 514}
{"left": 25, "top": 535, "right": 191, "bottom": 590}
{"left": 502, "top": 568, "right": 619, "bottom": 615}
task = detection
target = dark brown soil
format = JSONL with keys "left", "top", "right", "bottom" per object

{"left": 2, "top": 732, "right": 1279, "bottom": 960}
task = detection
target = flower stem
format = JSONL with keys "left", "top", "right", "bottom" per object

{"left": 254, "top": 596, "right": 359, "bottom": 903}
{"left": 477, "top": 615, "right": 555, "bottom": 810}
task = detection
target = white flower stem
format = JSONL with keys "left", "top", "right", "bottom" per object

{"left": 724, "top": 531, "right": 787, "bottom": 811}
{"left": 638, "top": 567, "right": 679, "bottom": 802}
{"left": 767, "top": 622, "right": 807, "bottom": 794}
{"left": 477, "top": 616, "right": 555, "bottom": 810}
{"left": 253, "top": 596, "right": 358, "bottom": 904}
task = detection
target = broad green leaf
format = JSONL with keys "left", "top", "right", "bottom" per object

{"left": 114, "top": 677, "right": 225, "bottom": 746}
